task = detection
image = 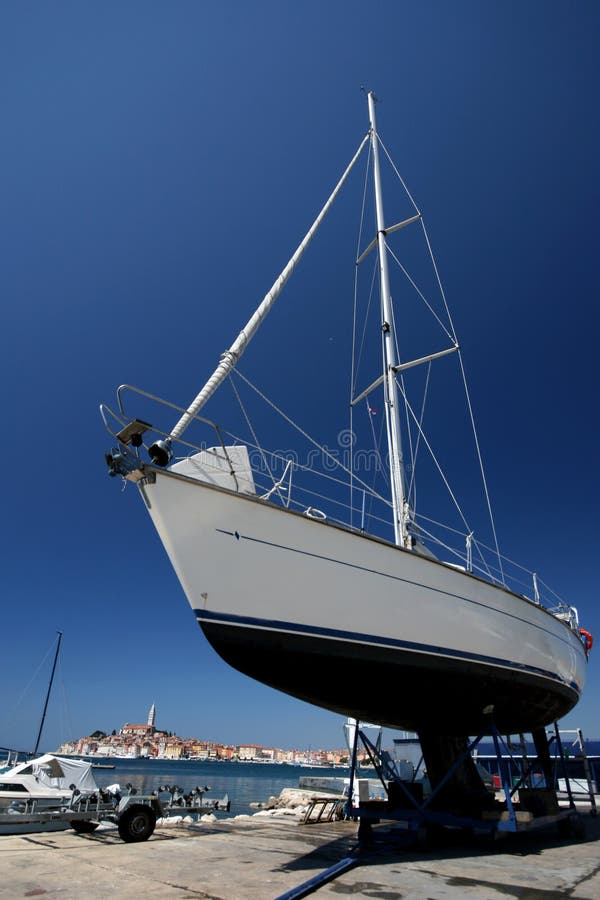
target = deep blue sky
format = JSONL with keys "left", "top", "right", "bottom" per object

{"left": 1, "top": 1, "right": 599, "bottom": 754}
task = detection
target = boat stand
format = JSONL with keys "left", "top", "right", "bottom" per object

{"left": 344, "top": 721, "right": 582, "bottom": 845}
{"left": 550, "top": 727, "right": 598, "bottom": 816}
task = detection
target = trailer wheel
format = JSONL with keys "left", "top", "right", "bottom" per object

{"left": 71, "top": 820, "right": 99, "bottom": 834}
{"left": 118, "top": 805, "right": 156, "bottom": 843}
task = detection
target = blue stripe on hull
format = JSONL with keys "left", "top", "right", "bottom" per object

{"left": 195, "top": 610, "right": 580, "bottom": 735}
{"left": 195, "top": 608, "right": 580, "bottom": 694}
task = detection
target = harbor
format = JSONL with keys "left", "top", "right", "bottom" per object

{"left": 2, "top": 796, "right": 600, "bottom": 899}
{"left": 2, "top": 9, "right": 598, "bottom": 899}
{"left": 2, "top": 731, "right": 600, "bottom": 897}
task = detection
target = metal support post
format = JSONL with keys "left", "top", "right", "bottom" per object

{"left": 360, "top": 730, "right": 422, "bottom": 811}
{"left": 490, "top": 724, "right": 518, "bottom": 831}
{"left": 553, "top": 723, "right": 576, "bottom": 811}
{"left": 344, "top": 720, "right": 361, "bottom": 818}
{"left": 576, "top": 728, "right": 598, "bottom": 816}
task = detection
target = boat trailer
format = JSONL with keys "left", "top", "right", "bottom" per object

{"left": 0, "top": 782, "right": 230, "bottom": 841}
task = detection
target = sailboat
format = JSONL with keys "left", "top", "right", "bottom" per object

{"left": 102, "top": 92, "right": 588, "bottom": 741}
{"left": 1, "top": 631, "right": 63, "bottom": 773}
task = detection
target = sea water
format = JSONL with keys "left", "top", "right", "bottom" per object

{"left": 90, "top": 758, "right": 351, "bottom": 818}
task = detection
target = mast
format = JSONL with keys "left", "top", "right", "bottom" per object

{"left": 32, "top": 631, "right": 62, "bottom": 756}
{"left": 367, "top": 92, "right": 408, "bottom": 548}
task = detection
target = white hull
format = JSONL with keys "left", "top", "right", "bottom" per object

{"left": 140, "top": 467, "right": 586, "bottom": 736}
{"left": 0, "top": 819, "right": 70, "bottom": 835}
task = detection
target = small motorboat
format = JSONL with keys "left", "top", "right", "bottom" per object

{"left": 0, "top": 754, "right": 99, "bottom": 814}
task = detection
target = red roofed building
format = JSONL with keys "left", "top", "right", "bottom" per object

{"left": 120, "top": 703, "right": 157, "bottom": 737}
{"left": 120, "top": 723, "right": 153, "bottom": 737}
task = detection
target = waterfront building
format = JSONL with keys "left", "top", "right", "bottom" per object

{"left": 238, "top": 743, "right": 267, "bottom": 761}
{"left": 56, "top": 719, "right": 353, "bottom": 765}
{"left": 163, "top": 739, "right": 184, "bottom": 759}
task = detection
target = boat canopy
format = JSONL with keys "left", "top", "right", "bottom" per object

{"left": 4, "top": 754, "right": 99, "bottom": 794}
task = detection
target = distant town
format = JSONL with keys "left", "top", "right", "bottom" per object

{"left": 56, "top": 704, "right": 362, "bottom": 766}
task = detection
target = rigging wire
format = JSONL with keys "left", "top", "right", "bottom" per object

{"left": 414, "top": 521, "right": 498, "bottom": 583}
{"left": 415, "top": 508, "right": 559, "bottom": 597}
{"left": 227, "top": 374, "right": 286, "bottom": 506}
{"left": 119, "top": 125, "right": 565, "bottom": 605}
{"left": 386, "top": 271, "right": 430, "bottom": 521}
{"left": 385, "top": 241, "right": 455, "bottom": 342}
{"left": 231, "top": 369, "right": 392, "bottom": 507}
{"left": 455, "top": 348, "right": 505, "bottom": 585}
{"left": 57, "top": 659, "right": 74, "bottom": 753}
{"left": 352, "top": 256, "right": 382, "bottom": 529}
{"left": 406, "top": 361, "right": 432, "bottom": 508}
{"left": 350, "top": 140, "right": 373, "bottom": 529}
{"left": 355, "top": 259, "right": 379, "bottom": 379}
{"left": 377, "top": 134, "right": 422, "bottom": 215}
{"left": 226, "top": 377, "right": 554, "bottom": 599}
{"left": 364, "top": 396, "right": 389, "bottom": 486}
{"left": 0, "top": 640, "right": 57, "bottom": 733}
{"left": 419, "top": 217, "right": 505, "bottom": 585}
{"left": 376, "top": 131, "right": 505, "bottom": 583}
{"left": 362, "top": 394, "right": 392, "bottom": 534}
{"left": 351, "top": 139, "right": 373, "bottom": 398}
{"left": 393, "top": 374, "right": 475, "bottom": 542}
{"left": 351, "top": 255, "right": 378, "bottom": 527}
{"left": 221, "top": 420, "right": 389, "bottom": 499}
{"left": 417, "top": 513, "right": 496, "bottom": 587}
{"left": 386, "top": 280, "right": 414, "bottom": 505}
{"left": 248, "top": 470, "right": 392, "bottom": 532}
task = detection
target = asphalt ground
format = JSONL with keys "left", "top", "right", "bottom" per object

{"left": 1, "top": 807, "right": 600, "bottom": 899}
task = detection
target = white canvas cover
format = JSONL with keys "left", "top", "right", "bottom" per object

{"left": 170, "top": 445, "right": 256, "bottom": 495}
{"left": 6, "top": 755, "right": 99, "bottom": 794}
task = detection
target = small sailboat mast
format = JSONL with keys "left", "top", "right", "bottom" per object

{"left": 32, "top": 631, "right": 62, "bottom": 756}
{"left": 367, "top": 92, "right": 408, "bottom": 547}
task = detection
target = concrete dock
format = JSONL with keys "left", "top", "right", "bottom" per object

{"left": 2, "top": 810, "right": 600, "bottom": 899}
